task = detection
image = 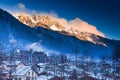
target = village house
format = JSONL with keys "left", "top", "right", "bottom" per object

{"left": 1, "top": 61, "right": 24, "bottom": 71}
{"left": 12, "top": 66, "right": 38, "bottom": 80}
{"left": 0, "top": 61, "right": 24, "bottom": 79}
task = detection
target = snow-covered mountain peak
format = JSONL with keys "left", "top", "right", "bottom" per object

{"left": 13, "top": 12, "right": 106, "bottom": 45}
{"left": 14, "top": 13, "right": 65, "bottom": 31}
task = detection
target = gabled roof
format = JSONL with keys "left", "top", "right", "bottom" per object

{"left": 12, "top": 66, "right": 31, "bottom": 76}
{"left": 37, "top": 63, "right": 47, "bottom": 67}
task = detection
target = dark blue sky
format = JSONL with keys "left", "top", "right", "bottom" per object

{"left": 0, "top": 0, "right": 120, "bottom": 40}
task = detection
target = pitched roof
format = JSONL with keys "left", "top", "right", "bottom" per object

{"left": 12, "top": 66, "right": 31, "bottom": 76}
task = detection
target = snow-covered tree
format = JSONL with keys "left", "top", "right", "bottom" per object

{"left": 112, "top": 44, "right": 120, "bottom": 61}
{"left": 70, "top": 69, "right": 78, "bottom": 80}
{"left": 73, "top": 48, "right": 79, "bottom": 67}
{"left": 112, "top": 44, "right": 120, "bottom": 78}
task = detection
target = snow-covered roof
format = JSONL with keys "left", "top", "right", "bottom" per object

{"left": 2, "top": 61, "right": 22, "bottom": 66}
{"left": 35, "top": 75, "right": 48, "bottom": 80}
{"left": 2, "top": 70, "right": 9, "bottom": 74}
{"left": 37, "top": 63, "right": 47, "bottom": 67}
{"left": 35, "top": 75, "right": 53, "bottom": 80}
{"left": 12, "top": 66, "right": 31, "bottom": 76}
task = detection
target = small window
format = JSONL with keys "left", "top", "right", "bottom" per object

{"left": 28, "top": 72, "right": 30, "bottom": 75}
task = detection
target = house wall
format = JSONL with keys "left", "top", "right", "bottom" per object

{"left": 26, "top": 69, "right": 38, "bottom": 79}
{"left": 12, "top": 75, "right": 26, "bottom": 80}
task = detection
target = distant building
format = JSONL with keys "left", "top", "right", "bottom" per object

{"left": 15, "top": 49, "right": 48, "bottom": 65}
{"left": 33, "top": 51, "right": 48, "bottom": 64}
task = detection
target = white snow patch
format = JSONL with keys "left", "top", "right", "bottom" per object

{"left": 50, "top": 25, "right": 61, "bottom": 31}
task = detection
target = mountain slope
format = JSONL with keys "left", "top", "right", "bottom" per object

{"left": 0, "top": 8, "right": 119, "bottom": 57}
{"left": 14, "top": 13, "right": 105, "bottom": 45}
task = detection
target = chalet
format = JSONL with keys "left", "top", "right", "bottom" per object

{"left": 1, "top": 61, "right": 24, "bottom": 71}
{"left": 12, "top": 66, "right": 38, "bottom": 80}
{"left": 1, "top": 61, "right": 24, "bottom": 79}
